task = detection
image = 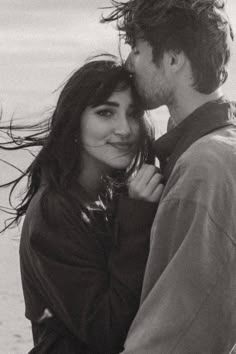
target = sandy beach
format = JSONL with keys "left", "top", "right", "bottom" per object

{"left": 0, "top": 234, "right": 32, "bottom": 353}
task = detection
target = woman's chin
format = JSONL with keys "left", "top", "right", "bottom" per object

{"left": 108, "top": 157, "right": 133, "bottom": 170}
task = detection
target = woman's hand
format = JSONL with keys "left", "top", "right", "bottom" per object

{"left": 128, "top": 164, "right": 164, "bottom": 203}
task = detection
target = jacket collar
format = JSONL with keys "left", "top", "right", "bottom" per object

{"left": 153, "top": 98, "right": 236, "bottom": 183}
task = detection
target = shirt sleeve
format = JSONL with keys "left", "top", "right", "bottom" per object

{"left": 121, "top": 157, "right": 236, "bottom": 353}
{"left": 28, "top": 192, "right": 157, "bottom": 354}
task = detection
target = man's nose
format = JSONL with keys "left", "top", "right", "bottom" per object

{"left": 125, "top": 53, "right": 134, "bottom": 74}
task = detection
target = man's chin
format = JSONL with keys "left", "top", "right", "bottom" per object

{"left": 141, "top": 97, "right": 163, "bottom": 110}
{"left": 135, "top": 85, "right": 164, "bottom": 109}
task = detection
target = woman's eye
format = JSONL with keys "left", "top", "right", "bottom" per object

{"left": 96, "top": 109, "right": 113, "bottom": 118}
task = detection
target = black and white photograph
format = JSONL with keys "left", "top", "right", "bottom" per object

{"left": 0, "top": 1, "right": 236, "bottom": 353}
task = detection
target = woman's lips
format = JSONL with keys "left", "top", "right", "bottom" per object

{"left": 108, "top": 142, "right": 135, "bottom": 152}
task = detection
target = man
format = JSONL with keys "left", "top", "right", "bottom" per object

{"left": 102, "top": 1, "right": 236, "bottom": 353}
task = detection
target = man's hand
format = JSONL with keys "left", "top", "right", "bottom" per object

{"left": 128, "top": 164, "right": 164, "bottom": 203}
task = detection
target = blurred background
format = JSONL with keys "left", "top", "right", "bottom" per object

{"left": 0, "top": 1, "right": 236, "bottom": 352}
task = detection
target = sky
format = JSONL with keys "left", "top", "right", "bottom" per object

{"left": 0, "top": 0, "right": 119, "bottom": 117}
{"left": 0, "top": 0, "right": 236, "bottom": 123}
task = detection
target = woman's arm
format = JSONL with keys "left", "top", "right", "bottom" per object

{"left": 24, "top": 188, "right": 158, "bottom": 354}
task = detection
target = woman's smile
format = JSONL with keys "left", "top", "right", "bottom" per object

{"left": 107, "top": 141, "right": 136, "bottom": 152}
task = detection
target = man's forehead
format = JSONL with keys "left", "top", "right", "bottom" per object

{"left": 125, "top": 29, "right": 144, "bottom": 46}
{"left": 129, "top": 35, "right": 146, "bottom": 48}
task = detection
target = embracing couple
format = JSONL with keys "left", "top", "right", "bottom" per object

{"left": 1, "top": 0, "right": 236, "bottom": 353}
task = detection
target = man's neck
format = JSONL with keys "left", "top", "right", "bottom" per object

{"left": 169, "top": 87, "right": 224, "bottom": 127}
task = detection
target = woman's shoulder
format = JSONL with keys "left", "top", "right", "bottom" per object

{"left": 24, "top": 184, "right": 84, "bottom": 232}
{"left": 21, "top": 184, "right": 107, "bottom": 258}
{"left": 22, "top": 184, "right": 91, "bottom": 252}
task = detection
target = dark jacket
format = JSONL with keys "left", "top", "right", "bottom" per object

{"left": 20, "top": 183, "right": 157, "bottom": 354}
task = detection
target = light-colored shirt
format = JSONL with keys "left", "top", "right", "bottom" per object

{"left": 122, "top": 100, "right": 236, "bottom": 354}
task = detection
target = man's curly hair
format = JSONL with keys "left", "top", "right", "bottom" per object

{"left": 102, "top": 0, "right": 234, "bottom": 94}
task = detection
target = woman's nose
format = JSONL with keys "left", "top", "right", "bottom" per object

{"left": 115, "top": 116, "right": 132, "bottom": 137}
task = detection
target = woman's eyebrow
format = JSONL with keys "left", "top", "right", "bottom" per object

{"left": 102, "top": 101, "right": 135, "bottom": 108}
{"left": 97, "top": 101, "right": 134, "bottom": 108}
{"left": 102, "top": 101, "right": 119, "bottom": 107}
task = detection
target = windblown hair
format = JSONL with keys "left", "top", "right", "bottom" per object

{"left": 102, "top": 0, "right": 234, "bottom": 93}
{"left": 0, "top": 56, "right": 153, "bottom": 231}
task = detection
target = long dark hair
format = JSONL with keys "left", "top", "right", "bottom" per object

{"left": 0, "top": 56, "right": 154, "bottom": 231}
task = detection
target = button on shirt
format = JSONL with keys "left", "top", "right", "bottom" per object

{"left": 122, "top": 99, "right": 236, "bottom": 354}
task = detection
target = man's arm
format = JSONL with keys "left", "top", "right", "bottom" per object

{"left": 122, "top": 153, "right": 236, "bottom": 354}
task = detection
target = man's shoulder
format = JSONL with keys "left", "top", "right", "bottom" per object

{"left": 164, "top": 124, "right": 236, "bottom": 198}
{"left": 179, "top": 124, "right": 236, "bottom": 173}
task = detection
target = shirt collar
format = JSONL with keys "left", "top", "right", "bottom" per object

{"left": 153, "top": 98, "right": 236, "bottom": 182}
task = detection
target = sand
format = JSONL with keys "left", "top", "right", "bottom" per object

{"left": 0, "top": 234, "right": 32, "bottom": 354}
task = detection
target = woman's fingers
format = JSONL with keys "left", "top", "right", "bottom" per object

{"left": 128, "top": 164, "right": 164, "bottom": 202}
{"left": 140, "top": 172, "right": 162, "bottom": 196}
{"left": 130, "top": 164, "right": 159, "bottom": 187}
{"left": 147, "top": 183, "right": 164, "bottom": 203}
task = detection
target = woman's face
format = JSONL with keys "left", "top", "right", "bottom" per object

{"left": 80, "top": 86, "right": 141, "bottom": 175}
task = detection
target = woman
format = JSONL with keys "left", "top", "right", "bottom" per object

{"left": 0, "top": 57, "right": 163, "bottom": 353}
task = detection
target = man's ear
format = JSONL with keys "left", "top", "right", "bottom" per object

{"left": 167, "top": 50, "right": 186, "bottom": 73}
